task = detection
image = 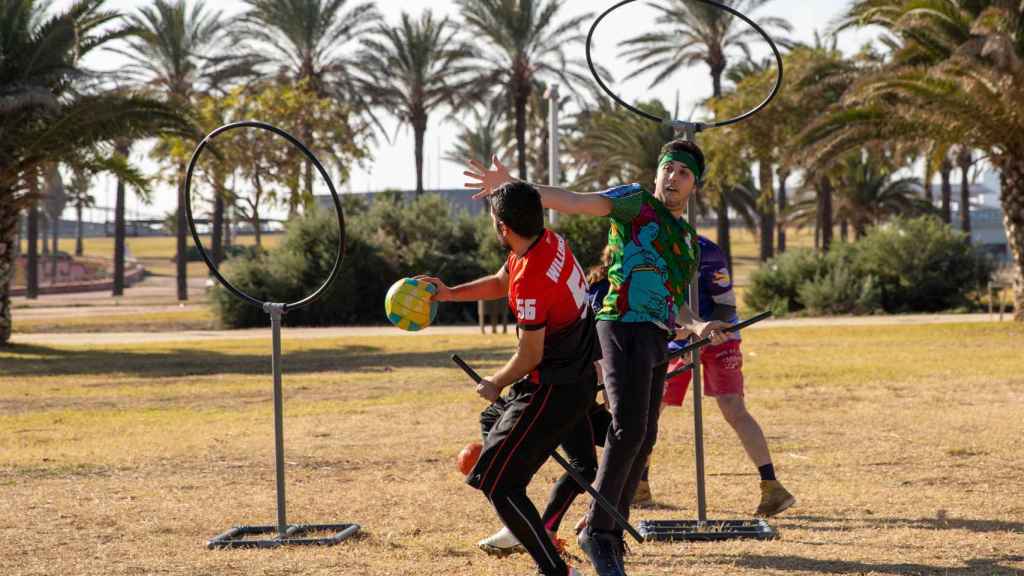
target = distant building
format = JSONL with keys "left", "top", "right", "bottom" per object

{"left": 947, "top": 178, "right": 1009, "bottom": 262}
{"left": 315, "top": 188, "right": 490, "bottom": 217}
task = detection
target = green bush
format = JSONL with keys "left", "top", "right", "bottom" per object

{"left": 797, "top": 246, "right": 881, "bottom": 315}
{"left": 213, "top": 193, "right": 493, "bottom": 328}
{"left": 745, "top": 248, "right": 830, "bottom": 314}
{"left": 745, "top": 216, "right": 994, "bottom": 316}
{"left": 212, "top": 211, "right": 396, "bottom": 328}
{"left": 553, "top": 214, "right": 611, "bottom": 270}
{"left": 854, "top": 216, "right": 993, "bottom": 312}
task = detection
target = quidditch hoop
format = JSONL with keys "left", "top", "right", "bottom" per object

{"left": 586, "top": 0, "right": 785, "bottom": 131}
{"left": 183, "top": 121, "right": 346, "bottom": 312}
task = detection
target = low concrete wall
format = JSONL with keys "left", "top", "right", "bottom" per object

{"left": 10, "top": 263, "right": 145, "bottom": 297}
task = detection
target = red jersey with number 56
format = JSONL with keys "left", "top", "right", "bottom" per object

{"left": 505, "top": 229, "right": 601, "bottom": 382}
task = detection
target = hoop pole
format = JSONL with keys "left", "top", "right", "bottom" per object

{"left": 680, "top": 127, "right": 708, "bottom": 522}
{"left": 267, "top": 303, "right": 288, "bottom": 538}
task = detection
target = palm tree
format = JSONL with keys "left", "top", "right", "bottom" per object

{"left": 67, "top": 166, "right": 96, "bottom": 257}
{"left": 834, "top": 151, "right": 931, "bottom": 240}
{"left": 807, "top": 0, "right": 1024, "bottom": 320}
{"left": 237, "top": 0, "right": 380, "bottom": 96}
{"left": 115, "top": 0, "right": 236, "bottom": 301}
{"left": 445, "top": 109, "right": 506, "bottom": 169}
{"left": 43, "top": 166, "right": 67, "bottom": 284}
{"left": 457, "top": 0, "right": 598, "bottom": 181}
{"left": 236, "top": 0, "right": 380, "bottom": 207}
{"left": 569, "top": 100, "right": 676, "bottom": 192}
{"left": 620, "top": 0, "right": 791, "bottom": 265}
{"left": 0, "top": 0, "right": 190, "bottom": 344}
{"left": 956, "top": 145, "right": 974, "bottom": 234}
{"left": 359, "top": 10, "right": 474, "bottom": 195}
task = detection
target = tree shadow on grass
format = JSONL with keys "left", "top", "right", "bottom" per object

{"left": 1, "top": 343, "right": 511, "bottom": 379}
{"left": 781, "top": 514, "right": 1024, "bottom": 536}
{"left": 702, "top": 553, "right": 1024, "bottom": 575}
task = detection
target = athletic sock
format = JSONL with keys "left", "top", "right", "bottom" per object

{"left": 758, "top": 463, "right": 776, "bottom": 482}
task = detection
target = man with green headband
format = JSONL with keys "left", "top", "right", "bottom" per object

{"left": 465, "top": 139, "right": 730, "bottom": 576}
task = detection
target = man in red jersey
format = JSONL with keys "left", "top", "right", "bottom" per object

{"left": 418, "top": 181, "right": 600, "bottom": 576}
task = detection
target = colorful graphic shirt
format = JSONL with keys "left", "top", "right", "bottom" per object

{"left": 506, "top": 229, "right": 601, "bottom": 382}
{"left": 595, "top": 184, "right": 699, "bottom": 329}
{"left": 667, "top": 236, "right": 741, "bottom": 355}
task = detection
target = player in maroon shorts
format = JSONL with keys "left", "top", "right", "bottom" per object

{"left": 647, "top": 235, "right": 795, "bottom": 517}
{"left": 418, "top": 181, "right": 599, "bottom": 576}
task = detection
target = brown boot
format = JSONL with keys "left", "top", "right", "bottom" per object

{"left": 632, "top": 479, "right": 653, "bottom": 507}
{"left": 755, "top": 480, "right": 796, "bottom": 517}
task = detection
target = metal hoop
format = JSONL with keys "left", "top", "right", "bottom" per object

{"left": 586, "top": 0, "right": 785, "bottom": 131}
{"left": 183, "top": 121, "right": 346, "bottom": 313}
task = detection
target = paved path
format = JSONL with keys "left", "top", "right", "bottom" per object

{"left": 9, "top": 313, "right": 1012, "bottom": 347}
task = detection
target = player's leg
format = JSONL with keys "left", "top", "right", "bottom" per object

{"left": 610, "top": 334, "right": 667, "bottom": 522}
{"left": 635, "top": 357, "right": 692, "bottom": 505}
{"left": 706, "top": 341, "right": 795, "bottom": 517}
{"left": 474, "top": 379, "right": 593, "bottom": 575}
{"left": 541, "top": 404, "right": 599, "bottom": 536}
{"left": 579, "top": 323, "right": 648, "bottom": 575}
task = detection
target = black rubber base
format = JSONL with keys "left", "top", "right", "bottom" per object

{"left": 207, "top": 523, "right": 361, "bottom": 549}
{"left": 638, "top": 519, "right": 777, "bottom": 542}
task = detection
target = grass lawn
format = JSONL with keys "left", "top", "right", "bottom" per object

{"left": 12, "top": 308, "right": 217, "bottom": 334}
{"left": 2, "top": 323, "right": 1022, "bottom": 575}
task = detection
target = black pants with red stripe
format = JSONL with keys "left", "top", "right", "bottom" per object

{"left": 471, "top": 374, "right": 595, "bottom": 576}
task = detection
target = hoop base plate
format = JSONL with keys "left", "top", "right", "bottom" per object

{"left": 208, "top": 523, "right": 361, "bottom": 549}
{"left": 638, "top": 519, "right": 777, "bottom": 542}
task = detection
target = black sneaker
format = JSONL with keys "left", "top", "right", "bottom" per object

{"left": 577, "top": 529, "right": 626, "bottom": 576}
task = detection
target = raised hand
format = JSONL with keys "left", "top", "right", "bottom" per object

{"left": 464, "top": 155, "right": 513, "bottom": 200}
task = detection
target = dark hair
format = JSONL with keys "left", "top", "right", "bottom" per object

{"left": 659, "top": 139, "right": 706, "bottom": 178}
{"left": 488, "top": 181, "right": 545, "bottom": 238}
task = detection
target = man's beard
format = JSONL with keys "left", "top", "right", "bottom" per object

{"left": 494, "top": 221, "right": 511, "bottom": 252}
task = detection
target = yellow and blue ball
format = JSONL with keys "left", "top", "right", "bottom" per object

{"left": 384, "top": 277, "right": 439, "bottom": 332}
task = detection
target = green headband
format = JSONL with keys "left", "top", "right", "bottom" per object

{"left": 658, "top": 150, "right": 703, "bottom": 180}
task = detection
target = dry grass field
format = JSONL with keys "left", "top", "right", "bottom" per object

{"left": 2, "top": 322, "right": 1022, "bottom": 576}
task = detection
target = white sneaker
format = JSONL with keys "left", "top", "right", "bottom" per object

{"left": 477, "top": 526, "right": 525, "bottom": 556}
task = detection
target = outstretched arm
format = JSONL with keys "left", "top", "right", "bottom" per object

{"left": 416, "top": 266, "right": 509, "bottom": 303}
{"left": 464, "top": 156, "right": 612, "bottom": 217}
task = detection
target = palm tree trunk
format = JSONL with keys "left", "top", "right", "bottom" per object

{"left": 414, "top": 113, "right": 427, "bottom": 196}
{"left": 758, "top": 159, "right": 775, "bottom": 261}
{"left": 0, "top": 193, "right": 19, "bottom": 345}
{"left": 41, "top": 216, "right": 49, "bottom": 256}
{"left": 75, "top": 203, "right": 84, "bottom": 256}
{"left": 924, "top": 162, "right": 934, "bottom": 204}
{"left": 252, "top": 209, "right": 262, "bottom": 248}
{"left": 514, "top": 88, "right": 529, "bottom": 181}
{"left": 841, "top": 218, "right": 849, "bottom": 242}
{"left": 27, "top": 202, "right": 39, "bottom": 300}
{"left": 819, "top": 176, "right": 833, "bottom": 252}
{"left": 113, "top": 169, "right": 127, "bottom": 297}
{"left": 212, "top": 187, "right": 224, "bottom": 268}
{"left": 940, "top": 160, "right": 953, "bottom": 224}
{"left": 999, "top": 157, "right": 1024, "bottom": 322}
{"left": 176, "top": 162, "right": 188, "bottom": 301}
{"left": 50, "top": 219, "right": 59, "bottom": 284}
{"left": 960, "top": 160, "right": 972, "bottom": 235}
{"left": 716, "top": 198, "right": 732, "bottom": 274}
{"left": 777, "top": 169, "right": 789, "bottom": 254}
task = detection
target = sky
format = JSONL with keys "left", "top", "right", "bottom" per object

{"left": 61, "top": 0, "right": 883, "bottom": 221}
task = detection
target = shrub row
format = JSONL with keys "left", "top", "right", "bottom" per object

{"left": 212, "top": 194, "right": 613, "bottom": 328}
{"left": 745, "top": 216, "right": 994, "bottom": 316}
